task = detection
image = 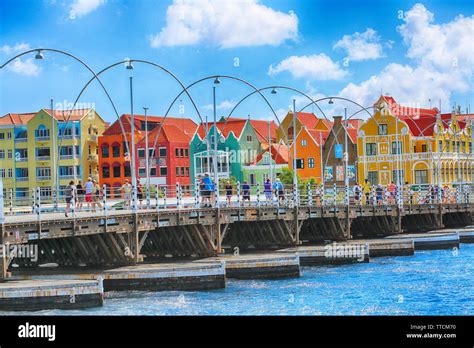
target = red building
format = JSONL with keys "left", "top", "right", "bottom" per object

{"left": 136, "top": 122, "right": 196, "bottom": 193}
{"left": 98, "top": 114, "right": 196, "bottom": 195}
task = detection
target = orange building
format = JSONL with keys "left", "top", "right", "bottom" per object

{"left": 289, "top": 126, "right": 326, "bottom": 182}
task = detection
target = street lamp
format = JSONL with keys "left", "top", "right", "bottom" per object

{"left": 128, "top": 75, "right": 138, "bottom": 213}
{"left": 214, "top": 77, "right": 221, "bottom": 85}
{"left": 35, "top": 50, "right": 44, "bottom": 60}
{"left": 328, "top": 98, "right": 334, "bottom": 105}
{"left": 212, "top": 84, "right": 219, "bottom": 208}
{"left": 271, "top": 88, "right": 277, "bottom": 95}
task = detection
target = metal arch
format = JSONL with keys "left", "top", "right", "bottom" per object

{"left": 51, "top": 58, "right": 205, "bottom": 182}
{"left": 146, "top": 75, "right": 289, "bottom": 181}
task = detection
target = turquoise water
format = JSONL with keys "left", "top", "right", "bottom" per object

{"left": 7, "top": 244, "right": 474, "bottom": 316}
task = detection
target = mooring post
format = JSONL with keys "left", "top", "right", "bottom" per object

{"left": 333, "top": 183, "right": 337, "bottom": 208}
{"left": 194, "top": 181, "right": 200, "bottom": 209}
{"left": 0, "top": 180, "right": 4, "bottom": 224}
{"left": 321, "top": 184, "right": 325, "bottom": 207}
{"left": 256, "top": 182, "right": 260, "bottom": 207}
{"left": 53, "top": 186, "right": 58, "bottom": 212}
{"left": 0, "top": 180, "right": 5, "bottom": 281}
{"left": 371, "top": 185, "right": 376, "bottom": 207}
{"left": 176, "top": 183, "right": 181, "bottom": 210}
{"left": 36, "top": 186, "right": 41, "bottom": 240}
{"left": 163, "top": 186, "right": 167, "bottom": 209}
{"left": 155, "top": 189, "right": 159, "bottom": 212}
{"left": 215, "top": 182, "right": 222, "bottom": 254}
{"left": 146, "top": 182, "right": 151, "bottom": 210}
{"left": 307, "top": 182, "right": 312, "bottom": 207}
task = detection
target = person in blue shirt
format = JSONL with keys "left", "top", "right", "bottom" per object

{"left": 242, "top": 181, "right": 251, "bottom": 206}
{"left": 202, "top": 173, "right": 213, "bottom": 207}
{"left": 264, "top": 178, "right": 272, "bottom": 204}
{"left": 273, "top": 178, "right": 284, "bottom": 203}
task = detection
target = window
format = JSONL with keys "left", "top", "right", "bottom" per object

{"left": 39, "top": 187, "right": 52, "bottom": 198}
{"left": 15, "top": 149, "right": 28, "bottom": 160}
{"left": 392, "top": 170, "right": 404, "bottom": 184}
{"left": 160, "top": 167, "right": 167, "bottom": 176}
{"left": 159, "top": 147, "right": 167, "bottom": 157}
{"left": 7, "top": 132, "right": 11, "bottom": 139}
{"left": 366, "top": 143, "right": 377, "bottom": 156}
{"left": 184, "top": 149, "right": 189, "bottom": 157}
{"left": 462, "top": 141, "right": 466, "bottom": 152}
{"left": 124, "top": 165, "right": 131, "bottom": 177}
{"left": 113, "top": 166, "right": 121, "bottom": 178}
{"left": 112, "top": 144, "right": 120, "bottom": 157}
{"left": 8, "top": 168, "right": 12, "bottom": 178}
{"left": 0, "top": 133, "right": 4, "bottom": 140}
{"left": 368, "top": 171, "right": 378, "bottom": 185}
{"left": 176, "top": 167, "right": 180, "bottom": 176}
{"left": 102, "top": 145, "right": 110, "bottom": 158}
{"left": 138, "top": 168, "right": 146, "bottom": 176}
{"left": 0, "top": 150, "right": 4, "bottom": 159}
{"left": 301, "top": 139, "right": 307, "bottom": 147}
{"left": 35, "top": 127, "right": 50, "bottom": 139}
{"left": 102, "top": 166, "right": 110, "bottom": 178}
{"left": 0, "top": 169, "right": 4, "bottom": 178}
{"left": 36, "top": 167, "right": 51, "bottom": 178}
{"left": 249, "top": 173, "right": 256, "bottom": 185}
{"left": 16, "top": 188, "right": 28, "bottom": 198}
{"left": 421, "top": 144, "right": 427, "bottom": 152}
{"left": 181, "top": 167, "right": 185, "bottom": 176}
{"left": 16, "top": 130, "right": 27, "bottom": 140}
{"left": 138, "top": 149, "right": 145, "bottom": 158}
{"left": 439, "top": 140, "right": 443, "bottom": 152}
{"left": 175, "top": 148, "right": 180, "bottom": 157}
{"left": 246, "top": 135, "right": 252, "bottom": 142}
{"left": 378, "top": 124, "right": 388, "bottom": 135}
{"left": 415, "top": 170, "right": 428, "bottom": 184}
{"left": 36, "top": 147, "right": 51, "bottom": 159}
{"left": 308, "top": 158, "right": 315, "bottom": 168}
{"left": 296, "top": 158, "right": 304, "bottom": 169}
{"left": 185, "top": 167, "right": 189, "bottom": 177}
{"left": 122, "top": 142, "right": 128, "bottom": 156}
{"left": 446, "top": 141, "right": 450, "bottom": 152}
{"left": 8, "top": 150, "right": 12, "bottom": 159}
{"left": 391, "top": 141, "right": 402, "bottom": 155}
{"left": 59, "top": 127, "right": 78, "bottom": 137}
{"left": 59, "top": 166, "right": 79, "bottom": 177}
{"left": 180, "top": 148, "right": 184, "bottom": 157}
{"left": 16, "top": 168, "right": 28, "bottom": 178}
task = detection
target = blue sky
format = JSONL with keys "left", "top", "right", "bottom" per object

{"left": 0, "top": 0, "right": 473, "bottom": 125}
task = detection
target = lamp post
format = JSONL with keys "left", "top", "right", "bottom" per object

{"left": 143, "top": 106, "right": 150, "bottom": 209}
{"left": 128, "top": 73, "right": 138, "bottom": 213}
{"left": 292, "top": 99, "right": 297, "bottom": 198}
{"left": 213, "top": 78, "right": 220, "bottom": 207}
{"left": 344, "top": 108, "right": 349, "bottom": 206}
{"left": 50, "top": 99, "right": 58, "bottom": 211}
{"left": 268, "top": 119, "right": 273, "bottom": 183}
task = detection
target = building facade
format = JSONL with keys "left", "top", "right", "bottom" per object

{"left": 322, "top": 116, "right": 362, "bottom": 185}
{"left": 357, "top": 96, "right": 473, "bottom": 186}
{"left": 0, "top": 108, "right": 106, "bottom": 202}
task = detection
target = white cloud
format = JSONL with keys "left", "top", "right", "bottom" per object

{"left": 150, "top": 0, "right": 298, "bottom": 48}
{"left": 0, "top": 43, "right": 41, "bottom": 76}
{"left": 70, "top": 0, "right": 105, "bottom": 18}
{"left": 8, "top": 58, "right": 41, "bottom": 76}
{"left": 0, "top": 43, "right": 30, "bottom": 55}
{"left": 337, "top": 4, "right": 474, "bottom": 109}
{"left": 333, "top": 28, "right": 386, "bottom": 61}
{"left": 203, "top": 100, "right": 236, "bottom": 111}
{"left": 268, "top": 54, "right": 348, "bottom": 80}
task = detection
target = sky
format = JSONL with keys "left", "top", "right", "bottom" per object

{"left": 0, "top": 0, "right": 473, "bottom": 126}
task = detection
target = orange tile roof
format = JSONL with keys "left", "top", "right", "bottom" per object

{"left": 227, "top": 117, "right": 278, "bottom": 142}
{"left": 254, "top": 143, "right": 289, "bottom": 165}
{"left": 0, "top": 112, "right": 36, "bottom": 125}
{"left": 307, "top": 129, "right": 329, "bottom": 145}
{"left": 137, "top": 123, "right": 192, "bottom": 145}
{"left": 295, "top": 112, "right": 319, "bottom": 129}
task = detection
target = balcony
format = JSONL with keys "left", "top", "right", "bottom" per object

{"left": 88, "top": 154, "right": 98, "bottom": 162}
{"left": 59, "top": 174, "right": 75, "bottom": 179}
{"left": 87, "top": 134, "right": 98, "bottom": 143}
{"left": 16, "top": 177, "right": 28, "bottom": 182}
{"left": 37, "top": 176, "right": 51, "bottom": 181}
{"left": 16, "top": 157, "right": 28, "bottom": 162}
{"left": 59, "top": 154, "right": 74, "bottom": 160}
{"left": 35, "top": 136, "right": 50, "bottom": 142}
{"left": 15, "top": 137, "right": 27, "bottom": 143}
{"left": 36, "top": 156, "right": 51, "bottom": 161}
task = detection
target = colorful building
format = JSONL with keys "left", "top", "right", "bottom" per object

{"left": 189, "top": 118, "right": 262, "bottom": 183}
{"left": 322, "top": 116, "right": 362, "bottom": 184}
{"left": 98, "top": 114, "right": 197, "bottom": 194}
{"left": 289, "top": 126, "right": 326, "bottom": 181}
{"left": 276, "top": 111, "right": 330, "bottom": 144}
{"left": 357, "top": 96, "right": 473, "bottom": 186}
{"left": 0, "top": 108, "right": 106, "bottom": 202}
{"left": 241, "top": 144, "right": 289, "bottom": 185}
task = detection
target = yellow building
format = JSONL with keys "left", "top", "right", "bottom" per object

{"left": 357, "top": 96, "right": 473, "bottom": 187}
{"left": 0, "top": 108, "right": 106, "bottom": 204}
{"left": 275, "top": 111, "right": 331, "bottom": 144}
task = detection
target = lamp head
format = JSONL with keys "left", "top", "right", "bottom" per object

{"left": 35, "top": 50, "right": 44, "bottom": 60}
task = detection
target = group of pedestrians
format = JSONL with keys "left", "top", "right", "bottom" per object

{"left": 64, "top": 177, "right": 102, "bottom": 217}
{"left": 196, "top": 174, "right": 286, "bottom": 207}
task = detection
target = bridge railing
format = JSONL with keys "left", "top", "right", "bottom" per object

{"left": 0, "top": 181, "right": 473, "bottom": 219}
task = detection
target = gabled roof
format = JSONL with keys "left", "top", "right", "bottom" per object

{"left": 254, "top": 143, "right": 289, "bottom": 165}
{"left": 196, "top": 119, "right": 247, "bottom": 139}
{"left": 226, "top": 117, "right": 278, "bottom": 142}
{"left": 294, "top": 112, "right": 319, "bottom": 129}
{"left": 137, "top": 123, "right": 192, "bottom": 146}
{"left": 0, "top": 112, "right": 36, "bottom": 125}
{"left": 103, "top": 114, "right": 197, "bottom": 137}
{"left": 307, "top": 129, "right": 329, "bottom": 146}
{"left": 42, "top": 109, "right": 93, "bottom": 121}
